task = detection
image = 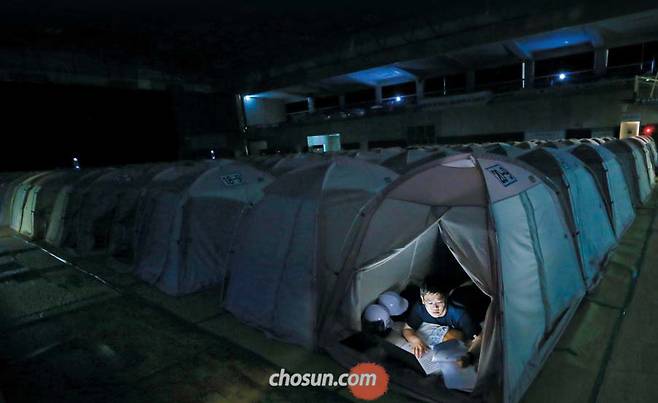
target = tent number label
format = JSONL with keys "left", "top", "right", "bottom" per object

{"left": 486, "top": 164, "right": 518, "bottom": 187}
{"left": 221, "top": 173, "right": 243, "bottom": 186}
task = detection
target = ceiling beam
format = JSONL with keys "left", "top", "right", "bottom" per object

{"left": 583, "top": 26, "right": 606, "bottom": 47}
{"left": 504, "top": 40, "right": 532, "bottom": 60}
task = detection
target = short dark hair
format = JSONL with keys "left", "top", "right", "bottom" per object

{"left": 420, "top": 276, "right": 449, "bottom": 297}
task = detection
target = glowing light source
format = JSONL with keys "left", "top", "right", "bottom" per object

{"left": 244, "top": 95, "right": 253, "bottom": 100}
{"left": 210, "top": 149, "right": 216, "bottom": 160}
{"left": 395, "top": 96, "right": 402, "bottom": 102}
{"left": 558, "top": 73, "right": 567, "bottom": 80}
{"left": 643, "top": 125, "right": 655, "bottom": 136}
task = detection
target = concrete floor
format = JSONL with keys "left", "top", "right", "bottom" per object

{"left": 0, "top": 229, "right": 413, "bottom": 403}
{"left": 0, "top": 189, "right": 656, "bottom": 403}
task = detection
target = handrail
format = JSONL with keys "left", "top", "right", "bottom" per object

{"left": 259, "top": 63, "right": 657, "bottom": 129}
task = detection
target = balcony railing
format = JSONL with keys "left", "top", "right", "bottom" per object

{"left": 265, "top": 60, "right": 656, "bottom": 128}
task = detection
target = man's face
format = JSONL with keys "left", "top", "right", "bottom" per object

{"left": 421, "top": 292, "right": 447, "bottom": 318}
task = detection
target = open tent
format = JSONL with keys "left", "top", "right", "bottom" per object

{"left": 320, "top": 153, "right": 589, "bottom": 403}
{"left": 568, "top": 144, "right": 635, "bottom": 239}
{"left": 224, "top": 157, "right": 397, "bottom": 348}
{"left": 132, "top": 160, "right": 274, "bottom": 295}
{"left": 516, "top": 147, "right": 616, "bottom": 287}
{"left": 604, "top": 140, "right": 653, "bottom": 206}
{"left": 17, "top": 170, "right": 88, "bottom": 239}
{"left": 0, "top": 172, "right": 34, "bottom": 225}
{"left": 45, "top": 168, "right": 112, "bottom": 246}
{"left": 9, "top": 171, "right": 51, "bottom": 232}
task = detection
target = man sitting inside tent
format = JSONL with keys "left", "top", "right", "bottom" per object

{"left": 402, "top": 277, "right": 482, "bottom": 368}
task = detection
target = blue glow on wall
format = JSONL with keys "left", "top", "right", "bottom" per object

{"left": 346, "top": 66, "right": 416, "bottom": 86}
{"left": 516, "top": 29, "right": 593, "bottom": 55}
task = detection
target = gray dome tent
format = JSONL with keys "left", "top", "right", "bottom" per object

{"left": 568, "top": 144, "right": 635, "bottom": 239}
{"left": 624, "top": 137, "right": 656, "bottom": 184}
{"left": 225, "top": 157, "right": 397, "bottom": 348}
{"left": 73, "top": 164, "right": 169, "bottom": 254}
{"left": 516, "top": 147, "right": 616, "bottom": 287}
{"left": 109, "top": 161, "right": 215, "bottom": 268}
{"left": 45, "top": 168, "right": 112, "bottom": 246}
{"left": 604, "top": 140, "right": 653, "bottom": 206}
{"left": 132, "top": 160, "right": 274, "bottom": 296}
{"left": 321, "top": 153, "right": 588, "bottom": 403}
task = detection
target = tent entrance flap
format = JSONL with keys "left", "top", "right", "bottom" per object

{"left": 336, "top": 206, "right": 493, "bottom": 401}
{"left": 348, "top": 207, "right": 493, "bottom": 329}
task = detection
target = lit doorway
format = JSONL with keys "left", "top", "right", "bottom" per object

{"left": 307, "top": 133, "right": 341, "bottom": 152}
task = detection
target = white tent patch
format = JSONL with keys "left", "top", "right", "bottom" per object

{"left": 485, "top": 164, "right": 518, "bottom": 187}
{"left": 220, "top": 173, "right": 243, "bottom": 186}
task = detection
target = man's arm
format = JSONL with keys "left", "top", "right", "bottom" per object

{"left": 467, "top": 334, "right": 482, "bottom": 355}
{"left": 455, "top": 310, "right": 482, "bottom": 368}
{"left": 457, "top": 333, "right": 482, "bottom": 368}
{"left": 402, "top": 323, "right": 428, "bottom": 359}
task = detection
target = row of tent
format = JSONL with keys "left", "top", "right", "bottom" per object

{"left": 0, "top": 160, "right": 275, "bottom": 296}
{"left": 0, "top": 134, "right": 655, "bottom": 403}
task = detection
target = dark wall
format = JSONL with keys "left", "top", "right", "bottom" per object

{"left": 0, "top": 82, "right": 179, "bottom": 172}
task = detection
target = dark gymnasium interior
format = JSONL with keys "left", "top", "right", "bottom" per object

{"left": 0, "top": 1, "right": 658, "bottom": 403}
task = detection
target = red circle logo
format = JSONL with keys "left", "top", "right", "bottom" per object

{"left": 348, "top": 362, "right": 389, "bottom": 400}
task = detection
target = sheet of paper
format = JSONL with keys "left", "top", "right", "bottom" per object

{"left": 439, "top": 361, "right": 478, "bottom": 392}
{"left": 384, "top": 322, "right": 445, "bottom": 375}
{"left": 384, "top": 323, "right": 441, "bottom": 374}
{"left": 416, "top": 348, "right": 443, "bottom": 374}
{"left": 384, "top": 323, "right": 478, "bottom": 390}
{"left": 416, "top": 322, "right": 450, "bottom": 346}
{"left": 432, "top": 340, "right": 477, "bottom": 391}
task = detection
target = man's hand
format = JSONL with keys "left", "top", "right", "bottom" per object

{"left": 443, "top": 328, "right": 464, "bottom": 342}
{"left": 457, "top": 352, "right": 475, "bottom": 368}
{"left": 402, "top": 324, "right": 428, "bottom": 358}
{"left": 409, "top": 338, "right": 429, "bottom": 359}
